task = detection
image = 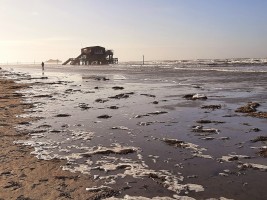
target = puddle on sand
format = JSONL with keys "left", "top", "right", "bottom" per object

{"left": 2, "top": 65, "right": 266, "bottom": 200}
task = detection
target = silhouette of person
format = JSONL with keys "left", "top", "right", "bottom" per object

{"left": 41, "top": 62, "right": 44, "bottom": 71}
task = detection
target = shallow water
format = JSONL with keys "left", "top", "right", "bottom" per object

{"left": 1, "top": 61, "right": 267, "bottom": 200}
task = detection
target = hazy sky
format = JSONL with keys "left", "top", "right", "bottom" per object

{"left": 0, "top": 0, "right": 267, "bottom": 62}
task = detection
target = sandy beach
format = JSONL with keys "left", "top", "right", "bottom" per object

{"left": 0, "top": 74, "right": 115, "bottom": 200}
{"left": 0, "top": 61, "right": 267, "bottom": 200}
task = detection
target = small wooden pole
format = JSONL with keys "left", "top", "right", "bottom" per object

{"left": 143, "top": 55, "right": 144, "bottom": 65}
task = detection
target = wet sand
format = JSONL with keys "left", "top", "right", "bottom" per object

{"left": 0, "top": 76, "right": 114, "bottom": 200}
{"left": 0, "top": 64, "right": 267, "bottom": 200}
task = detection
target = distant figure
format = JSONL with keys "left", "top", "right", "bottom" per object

{"left": 41, "top": 62, "right": 44, "bottom": 71}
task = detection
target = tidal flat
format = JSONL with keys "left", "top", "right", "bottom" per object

{"left": 1, "top": 60, "right": 267, "bottom": 200}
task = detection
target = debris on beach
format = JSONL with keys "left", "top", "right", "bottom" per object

{"left": 29, "top": 76, "right": 48, "bottom": 80}
{"left": 249, "top": 128, "right": 261, "bottom": 132}
{"left": 196, "top": 120, "right": 225, "bottom": 124}
{"left": 50, "top": 129, "right": 62, "bottom": 133}
{"left": 258, "top": 147, "right": 267, "bottom": 157}
{"left": 70, "top": 130, "right": 94, "bottom": 141}
{"left": 30, "top": 130, "right": 46, "bottom": 139}
{"left": 183, "top": 94, "right": 207, "bottom": 100}
{"left": 248, "top": 112, "right": 267, "bottom": 118}
{"left": 109, "top": 93, "right": 129, "bottom": 99}
{"left": 82, "top": 75, "right": 109, "bottom": 81}
{"left": 64, "top": 88, "right": 82, "bottom": 94}
{"left": 147, "top": 111, "right": 168, "bottom": 115}
{"left": 111, "top": 126, "right": 130, "bottom": 131}
{"left": 78, "top": 103, "right": 92, "bottom": 110}
{"left": 18, "top": 121, "right": 31, "bottom": 126}
{"left": 83, "top": 90, "right": 95, "bottom": 94}
{"left": 218, "top": 172, "right": 229, "bottom": 177}
{"left": 95, "top": 98, "right": 109, "bottom": 103}
{"left": 192, "top": 84, "right": 202, "bottom": 89}
{"left": 33, "top": 94, "right": 53, "bottom": 98}
{"left": 193, "top": 153, "right": 213, "bottom": 159}
{"left": 82, "top": 145, "right": 137, "bottom": 156}
{"left": 36, "top": 124, "right": 52, "bottom": 129}
{"left": 86, "top": 186, "right": 119, "bottom": 199}
{"left": 109, "top": 93, "right": 134, "bottom": 99}
{"left": 162, "top": 138, "right": 212, "bottom": 159}
{"left": 218, "top": 154, "right": 251, "bottom": 162}
{"left": 97, "top": 114, "right": 112, "bottom": 119}
{"left": 86, "top": 185, "right": 112, "bottom": 192}
{"left": 134, "top": 114, "right": 150, "bottom": 118}
{"left": 3, "top": 181, "right": 22, "bottom": 190}
{"left": 201, "top": 137, "right": 215, "bottom": 140}
{"left": 92, "top": 163, "right": 133, "bottom": 172}
{"left": 112, "top": 86, "right": 124, "bottom": 90}
{"left": 108, "top": 106, "right": 119, "bottom": 109}
{"left": 86, "top": 185, "right": 113, "bottom": 192}
{"left": 192, "top": 126, "right": 220, "bottom": 134}
{"left": 55, "top": 114, "right": 71, "bottom": 117}
{"left": 192, "top": 94, "right": 207, "bottom": 100}
{"left": 183, "top": 94, "right": 196, "bottom": 100}
{"left": 251, "top": 136, "right": 267, "bottom": 143}
{"left": 219, "top": 137, "right": 230, "bottom": 140}
{"left": 187, "top": 175, "right": 198, "bottom": 179}
{"left": 137, "top": 121, "right": 155, "bottom": 126}
{"left": 235, "top": 102, "right": 260, "bottom": 113}
{"left": 238, "top": 163, "right": 267, "bottom": 172}
{"left": 222, "top": 114, "right": 239, "bottom": 118}
{"left": 140, "top": 94, "right": 156, "bottom": 98}
{"left": 162, "top": 138, "right": 187, "bottom": 148}
{"left": 201, "top": 104, "right": 222, "bottom": 110}
{"left": 35, "top": 80, "right": 70, "bottom": 86}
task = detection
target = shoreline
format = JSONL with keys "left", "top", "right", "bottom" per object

{"left": 0, "top": 75, "right": 111, "bottom": 200}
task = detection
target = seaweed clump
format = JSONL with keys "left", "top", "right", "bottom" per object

{"left": 235, "top": 102, "right": 267, "bottom": 118}
{"left": 235, "top": 102, "right": 260, "bottom": 113}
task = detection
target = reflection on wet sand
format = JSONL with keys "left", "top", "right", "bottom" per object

{"left": 1, "top": 63, "right": 267, "bottom": 200}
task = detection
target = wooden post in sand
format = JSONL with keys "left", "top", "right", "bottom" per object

{"left": 143, "top": 55, "right": 144, "bottom": 65}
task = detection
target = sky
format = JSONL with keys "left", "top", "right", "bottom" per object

{"left": 0, "top": 0, "right": 267, "bottom": 63}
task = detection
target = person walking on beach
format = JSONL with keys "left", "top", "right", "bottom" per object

{"left": 41, "top": 62, "right": 44, "bottom": 71}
